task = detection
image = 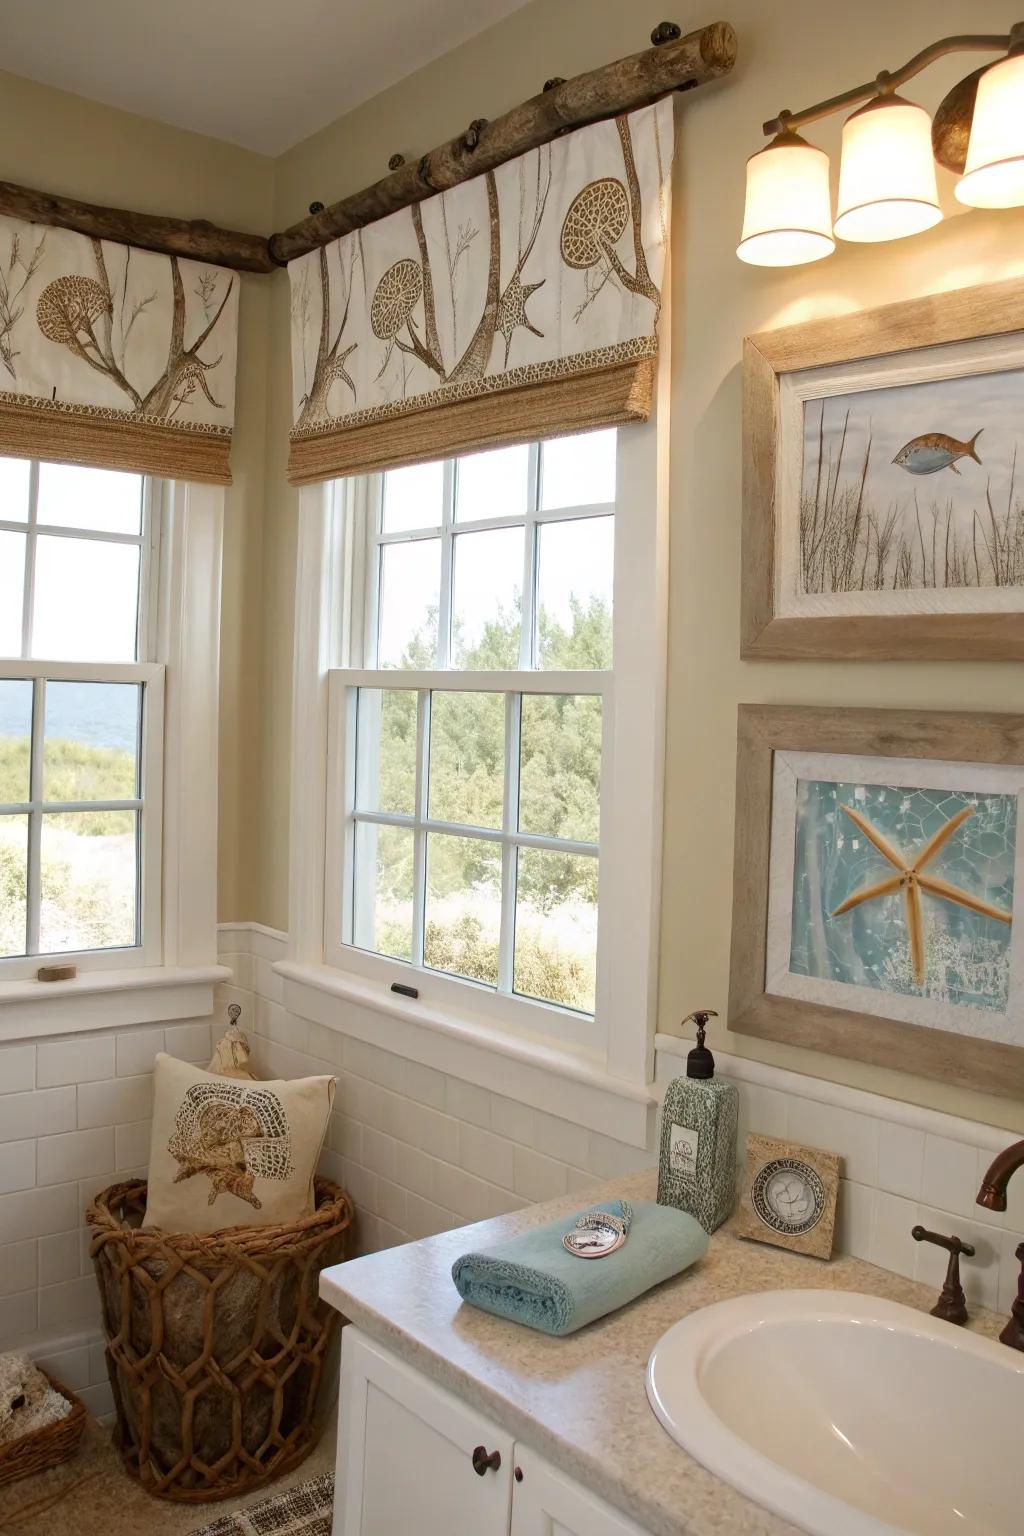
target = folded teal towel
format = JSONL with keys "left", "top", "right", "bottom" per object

{"left": 451, "top": 1199, "right": 708, "bottom": 1336}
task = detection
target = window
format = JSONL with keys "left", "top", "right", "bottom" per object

{"left": 0, "top": 457, "right": 163, "bottom": 976}
{"left": 323, "top": 428, "right": 643, "bottom": 1051}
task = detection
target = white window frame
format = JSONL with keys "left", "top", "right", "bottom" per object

{"left": 0, "top": 471, "right": 228, "bottom": 1037}
{"left": 0, "top": 659, "right": 164, "bottom": 979}
{"left": 325, "top": 447, "right": 613, "bottom": 1051}
{"left": 325, "top": 668, "right": 604, "bottom": 1051}
{"left": 286, "top": 379, "right": 669, "bottom": 1086}
{"left": 1, "top": 468, "right": 163, "bottom": 979}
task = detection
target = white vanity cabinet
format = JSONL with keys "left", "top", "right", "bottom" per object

{"left": 334, "top": 1328, "right": 649, "bottom": 1536}
{"left": 509, "top": 1443, "right": 650, "bottom": 1536}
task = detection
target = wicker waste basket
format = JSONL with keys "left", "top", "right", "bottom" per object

{"left": 87, "top": 1177, "right": 352, "bottom": 1503}
{"left": 0, "top": 1370, "right": 86, "bottom": 1489}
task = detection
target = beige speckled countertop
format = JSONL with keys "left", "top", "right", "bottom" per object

{"left": 319, "top": 1171, "right": 1006, "bottom": 1536}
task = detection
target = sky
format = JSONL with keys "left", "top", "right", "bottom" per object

{"left": 0, "top": 457, "right": 143, "bottom": 662}
{"left": 1, "top": 456, "right": 144, "bottom": 759}
{"left": 377, "top": 430, "right": 616, "bottom": 666}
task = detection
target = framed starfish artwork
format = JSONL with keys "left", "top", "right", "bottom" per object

{"left": 743, "top": 274, "right": 1024, "bottom": 660}
{"left": 729, "top": 705, "right": 1024, "bottom": 1099}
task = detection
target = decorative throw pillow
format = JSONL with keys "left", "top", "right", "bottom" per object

{"left": 143, "top": 1053, "right": 335, "bottom": 1233}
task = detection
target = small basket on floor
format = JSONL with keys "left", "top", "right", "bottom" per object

{"left": 0, "top": 1370, "right": 87, "bottom": 1489}
{"left": 87, "top": 1176, "right": 353, "bottom": 1504}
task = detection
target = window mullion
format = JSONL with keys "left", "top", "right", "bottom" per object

{"left": 21, "top": 460, "right": 39, "bottom": 659}
{"left": 519, "top": 519, "right": 537, "bottom": 671}
{"left": 411, "top": 688, "right": 430, "bottom": 966}
{"left": 138, "top": 478, "right": 157, "bottom": 662}
{"left": 25, "top": 675, "right": 45, "bottom": 955}
{"left": 31, "top": 524, "right": 145, "bottom": 547}
{"left": 497, "top": 691, "right": 520, "bottom": 995}
{"left": 438, "top": 460, "right": 455, "bottom": 668}
{"left": 364, "top": 476, "right": 383, "bottom": 668}
{"left": 520, "top": 442, "right": 541, "bottom": 669}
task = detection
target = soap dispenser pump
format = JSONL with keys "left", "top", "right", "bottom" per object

{"left": 657, "top": 1009, "right": 738, "bottom": 1234}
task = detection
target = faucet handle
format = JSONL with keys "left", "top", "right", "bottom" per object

{"left": 912, "top": 1225, "right": 976, "bottom": 1326}
{"left": 996, "top": 1241, "right": 1024, "bottom": 1352}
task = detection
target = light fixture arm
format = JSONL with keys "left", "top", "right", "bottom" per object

{"left": 762, "top": 25, "right": 1024, "bottom": 138}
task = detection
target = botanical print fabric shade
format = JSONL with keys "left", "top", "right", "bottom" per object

{"left": 286, "top": 100, "right": 673, "bottom": 481}
{"left": 0, "top": 215, "right": 239, "bottom": 483}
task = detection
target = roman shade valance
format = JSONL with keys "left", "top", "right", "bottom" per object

{"left": 0, "top": 215, "right": 239, "bottom": 484}
{"left": 287, "top": 99, "right": 673, "bottom": 484}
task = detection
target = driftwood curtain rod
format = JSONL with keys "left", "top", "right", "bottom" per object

{"left": 0, "top": 21, "right": 736, "bottom": 276}
{"left": 0, "top": 179, "right": 275, "bottom": 273}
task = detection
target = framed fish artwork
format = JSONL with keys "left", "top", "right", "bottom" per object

{"left": 728, "top": 704, "right": 1024, "bottom": 1099}
{"left": 742, "top": 274, "right": 1024, "bottom": 659}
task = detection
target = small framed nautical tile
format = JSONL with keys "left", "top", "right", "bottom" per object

{"left": 742, "top": 275, "right": 1024, "bottom": 659}
{"left": 737, "top": 1134, "right": 840, "bottom": 1260}
{"left": 729, "top": 705, "right": 1024, "bottom": 1099}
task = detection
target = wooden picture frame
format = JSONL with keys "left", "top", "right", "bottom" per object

{"left": 728, "top": 704, "right": 1024, "bottom": 1100}
{"left": 736, "top": 1133, "right": 840, "bottom": 1260}
{"left": 742, "top": 274, "right": 1024, "bottom": 661}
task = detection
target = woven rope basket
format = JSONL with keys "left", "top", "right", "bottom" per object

{"left": 0, "top": 1370, "right": 86, "bottom": 1489}
{"left": 87, "top": 1177, "right": 353, "bottom": 1503}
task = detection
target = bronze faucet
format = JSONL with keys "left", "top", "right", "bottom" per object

{"left": 976, "top": 1139, "right": 1024, "bottom": 1352}
{"left": 911, "top": 1226, "right": 974, "bottom": 1325}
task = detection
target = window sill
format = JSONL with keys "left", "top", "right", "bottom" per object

{"left": 274, "top": 959, "right": 656, "bottom": 1149}
{"left": 0, "top": 964, "right": 231, "bottom": 1042}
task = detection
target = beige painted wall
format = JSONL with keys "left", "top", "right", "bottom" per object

{"left": 0, "top": 71, "right": 274, "bottom": 922}
{"left": 261, "top": 0, "right": 1024, "bottom": 1132}
{"left": 7, "top": 3, "right": 1021, "bottom": 1133}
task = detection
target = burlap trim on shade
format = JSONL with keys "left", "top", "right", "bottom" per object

{"left": 288, "top": 354, "right": 654, "bottom": 485}
{"left": 0, "top": 396, "right": 233, "bottom": 485}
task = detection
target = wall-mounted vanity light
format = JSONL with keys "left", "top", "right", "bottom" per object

{"left": 738, "top": 22, "right": 1024, "bottom": 266}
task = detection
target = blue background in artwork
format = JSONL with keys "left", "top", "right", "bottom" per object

{"left": 789, "top": 779, "right": 1016, "bottom": 1012}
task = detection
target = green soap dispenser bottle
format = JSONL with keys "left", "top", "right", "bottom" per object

{"left": 657, "top": 1010, "right": 738, "bottom": 1233}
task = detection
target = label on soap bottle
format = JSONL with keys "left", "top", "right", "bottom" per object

{"left": 669, "top": 1123, "right": 699, "bottom": 1183}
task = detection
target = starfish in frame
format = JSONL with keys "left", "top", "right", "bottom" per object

{"left": 831, "top": 803, "right": 1012, "bottom": 988}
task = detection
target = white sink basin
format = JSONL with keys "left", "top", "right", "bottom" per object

{"left": 646, "top": 1290, "right": 1023, "bottom": 1536}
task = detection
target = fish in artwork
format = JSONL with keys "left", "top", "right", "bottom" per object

{"left": 892, "top": 429, "right": 984, "bottom": 476}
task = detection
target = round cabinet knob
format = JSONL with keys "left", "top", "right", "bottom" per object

{"left": 471, "top": 1445, "right": 502, "bottom": 1476}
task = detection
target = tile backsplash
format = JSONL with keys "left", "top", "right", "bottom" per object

{"left": 218, "top": 928, "right": 653, "bottom": 1260}
{"left": 655, "top": 1037, "right": 1024, "bottom": 1319}
{"left": 0, "top": 1013, "right": 222, "bottom": 1420}
{"left": 2, "top": 922, "right": 1022, "bottom": 1389}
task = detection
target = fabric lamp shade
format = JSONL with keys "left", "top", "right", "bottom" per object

{"left": 736, "top": 133, "right": 834, "bottom": 267}
{"left": 834, "top": 95, "right": 941, "bottom": 242}
{"left": 956, "top": 52, "right": 1024, "bottom": 209}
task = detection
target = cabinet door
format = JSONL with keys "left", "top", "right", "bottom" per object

{"left": 334, "top": 1328, "right": 514, "bottom": 1536}
{"left": 510, "top": 1443, "right": 649, "bottom": 1536}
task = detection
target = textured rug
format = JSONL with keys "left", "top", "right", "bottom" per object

{"left": 189, "top": 1475, "right": 334, "bottom": 1536}
{"left": 0, "top": 1414, "right": 337, "bottom": 1536}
